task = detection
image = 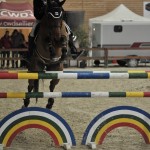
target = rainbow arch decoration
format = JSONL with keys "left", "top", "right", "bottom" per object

{"left": 0, "top": 107, "right": 76, "bottom": 148}
{"left": 82, "top": 106, "right": 150, "bottom": 148}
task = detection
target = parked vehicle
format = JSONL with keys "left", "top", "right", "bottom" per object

{"left": 89, "top": 4, "right": 150, "bottom": 67}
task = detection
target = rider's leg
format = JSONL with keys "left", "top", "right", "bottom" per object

{"left": 28, "top": 20, "right": 40, "bottom": 59}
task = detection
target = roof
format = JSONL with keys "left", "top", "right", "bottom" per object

{"left": 0, "top": 2, "right": 35, "bottom": 28}
{"left": 89, "top": 4, "right": 150, "bottom": 23}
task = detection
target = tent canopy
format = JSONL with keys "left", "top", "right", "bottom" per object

{"left": 0, "top": 2, "right": 35, "bottom": 28}
{"left": 89, "top": 4, "right": 150, "bottom": 23}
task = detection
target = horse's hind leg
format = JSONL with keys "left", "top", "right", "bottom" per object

{"left": 23, "top": 79, "right": 34, "bottom": 108}
{"left": 46, "top": 79, "right": 60, "bottom": 109}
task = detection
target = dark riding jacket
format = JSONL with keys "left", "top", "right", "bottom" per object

{"left": 33, "top": 0, "right": 46, "bottom": 20}
{"left": 33, "top": 0, "right": 66, "bottom": 20}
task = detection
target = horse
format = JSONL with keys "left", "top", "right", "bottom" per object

{"left": 23, "top": 0, "right": 68, "bottom": 109}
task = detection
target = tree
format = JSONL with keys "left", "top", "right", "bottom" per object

{"left": 74, "top": 27, "right": 89, "bottom": 48}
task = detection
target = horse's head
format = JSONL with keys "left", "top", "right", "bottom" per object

{"left": 45, "top": 0, "right": 64, "bottom": 41}
{"left": 36, "top": 0, "right": 67, "bottom": 63}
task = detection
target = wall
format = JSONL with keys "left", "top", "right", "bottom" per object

{"left": 63, "top": 0, "right": 150, "bottom": 30}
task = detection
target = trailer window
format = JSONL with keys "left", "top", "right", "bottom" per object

{"left": 114, "top": 25, "right": 123, "bottom": 32}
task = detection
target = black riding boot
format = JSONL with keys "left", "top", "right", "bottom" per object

{"left": 26, "top": 23, "right": 40, "bottom": 62}
{"left": 69, "top": 34, "right": 84, "bottom": 59}
{"left": 27, "top": 35, "right": 35, "bottom": 61}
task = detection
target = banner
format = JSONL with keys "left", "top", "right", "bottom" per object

{"left": 0, "top": 2, "right": 35, "bottom": 27}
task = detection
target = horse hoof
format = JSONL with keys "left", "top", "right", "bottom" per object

{"left": 46, "top": 98, "right": 54, "bottom": 109}
{"left": 23, "top": 98, "right": 30, "bottom": 108}
{"left": 46, "top": 104, "right": 53, "bottom": 109}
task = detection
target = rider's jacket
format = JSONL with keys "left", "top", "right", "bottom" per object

{"left": 33, "top": 0, "right": 46, "bottom": 20}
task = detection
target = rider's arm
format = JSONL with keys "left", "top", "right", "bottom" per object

{"left": 33, "top": 0, "right": 45, "bottom": 20}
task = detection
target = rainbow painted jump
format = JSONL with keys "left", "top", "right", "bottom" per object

{"left": 0, "top": 91, "right": 150, "bottom": 98}
{"left": 82, "top": 106, "right": 150, "bottom": 146}
{"left": 0, "top": 106, "right": 149, "bottom": 149}
{"left": 0, "top": 107, "right": 76, "bottom": 148}
{"left": 0, "top": 72, "right": 150, "bottom": 79}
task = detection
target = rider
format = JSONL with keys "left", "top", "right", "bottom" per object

{"left": 28, "top": 0, "right": 84, "bottom": 60}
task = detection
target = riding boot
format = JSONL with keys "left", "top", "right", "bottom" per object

{"left": 69, "top": 35, "right": 84, "bottom": 59}
{"left": 27, "top": 35, "right": 35, "bottom": 61}
{"left": 26, "top": 22, "right": 40, "bottom": 62}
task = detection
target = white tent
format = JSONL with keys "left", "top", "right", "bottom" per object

{"left": 89, "top": 4, "right": 150, "bottom": 23}
{"left": 89, "top": 4, "right": 150, "bottom": 48}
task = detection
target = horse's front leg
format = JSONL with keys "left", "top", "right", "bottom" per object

{"left": 23, "top": 79, "right": 34, "bottom": 108}
{"left": 46, "top": 79, "right": 60, "bottom": 109}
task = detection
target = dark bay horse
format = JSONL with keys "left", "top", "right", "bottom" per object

{"left": 23, "top": 0, "right": 68, "bottom": 109}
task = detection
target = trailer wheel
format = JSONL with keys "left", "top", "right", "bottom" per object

{"left": 127, "top": 59, "right": 139, "bottom": 67}
{"left": 117, "top": 60, "right": 126, "bottom": 66}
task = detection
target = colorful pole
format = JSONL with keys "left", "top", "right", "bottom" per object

{"left": 0, "top": 92, "right": 150, "bottom": 98}
{"left": 0, "top": 72, "right": 150, "bottom": 79}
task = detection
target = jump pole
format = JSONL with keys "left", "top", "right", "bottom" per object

{"left": 0, "top": 92, "right": 150, "bottom": 98}
{"left": 0, "top": 70, "right": 150, "bottom": 73}
{"left": 0, "top": 72, "right": 150, "bottom": 79}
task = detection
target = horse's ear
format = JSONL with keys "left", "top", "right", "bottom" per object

{"left": 58, "top": 0, "right": 66, "bottom": 6}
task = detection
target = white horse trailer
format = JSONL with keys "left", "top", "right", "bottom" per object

{"left": 91, "top": 22, "right": 150, "bottom": 48}
{"left": 89, "top": 4, "right": 150, "bottom": 67}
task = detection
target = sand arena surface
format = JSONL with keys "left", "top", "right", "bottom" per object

{"left": 0, "top": 66, "right": 150, "bottom": 150}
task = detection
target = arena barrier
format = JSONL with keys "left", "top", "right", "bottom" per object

{"left": 0, "top": 72, "right": 150, "bottom": 79}
{"left": 0, "top": 91, "right": 150, "bottom": 98}
{"left": 0, "top": 107, "right": 76, "bottom": 150}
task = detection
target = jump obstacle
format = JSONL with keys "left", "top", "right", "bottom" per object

{"left": 0, "top": 70, "right": 150, "bottom": 149}
{"left": 82, "top": 106, "right": 150, "bottom": 148}
{"left": 0, "top": 106, "right": 149, "bottom": 149}
{"left": 0, "top": 91, "right": 150, "bottom": 98}
{"left": 0, "top": 72, "right": 150, "bottom": 79}
{"left": 0, "top": 70, "right": 150, "bottom": 73}
{"left": 0, "top": 107, "right": 76, "bottom": 150}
